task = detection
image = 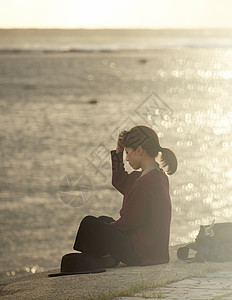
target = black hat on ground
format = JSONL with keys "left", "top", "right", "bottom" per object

{"left": 48, "top": 252, "right": 106, "bottom": 277}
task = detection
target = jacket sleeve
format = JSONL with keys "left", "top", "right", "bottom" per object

{"left": 110, "top": 179, "right": 149, "bottom": 232}
{"left": 111, "top": 150, "right": 129, "bottom": 195}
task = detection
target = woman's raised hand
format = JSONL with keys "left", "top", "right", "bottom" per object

{"left": 116, "top": 130, "right": 127, "bottom": 153}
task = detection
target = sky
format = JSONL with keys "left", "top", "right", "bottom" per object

{"left": 0, "top": 0, "right": 232, "bottom": 29}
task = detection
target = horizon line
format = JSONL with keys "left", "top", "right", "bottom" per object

{"left": 1, "top": 26, "right": 232, "bottom": 30}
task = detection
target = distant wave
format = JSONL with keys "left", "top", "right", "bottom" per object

{"left": 1, "top": 39, "right": 232, "bottom": 54}
{"left": 1, "top": 45, "right": 232, "bottom": 54}
{"left": 0, "top": 47, "right": 126, "bottom": 54}
{"left": 0, "top": 43, "right": 232, "bottom": 54}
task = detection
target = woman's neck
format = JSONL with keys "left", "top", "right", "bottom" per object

{"left": 141, "top": 157, "right": 156, "bottom": 171}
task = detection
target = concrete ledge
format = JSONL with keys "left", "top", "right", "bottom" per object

{"left": 1, "top": 245, "right": 232, "bottom": 300}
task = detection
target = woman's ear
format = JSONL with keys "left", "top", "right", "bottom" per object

{"left": 136, "top": 146, "right": 144, "bottom": 156}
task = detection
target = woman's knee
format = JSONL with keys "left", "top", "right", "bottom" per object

{"left": 80, "top": 215, "right": 97, "bottom": 228}
{"left": 97, "top": 215, "right": 115, "bottom": 224}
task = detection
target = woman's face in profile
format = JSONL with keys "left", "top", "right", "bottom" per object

{"left": 125, "top": 147, "right": 141, "bottom": 170}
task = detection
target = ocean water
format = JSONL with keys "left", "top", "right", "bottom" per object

{"left": 0, "top": 29, "right": 232, "bottom": 280}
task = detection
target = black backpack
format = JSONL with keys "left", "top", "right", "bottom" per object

{"left": 177, "top": 222, "right": 232, "bottom": 262}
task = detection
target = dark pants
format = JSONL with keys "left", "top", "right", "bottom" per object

{"left": 73, "top": 215, "right": 141, "bottom": 266}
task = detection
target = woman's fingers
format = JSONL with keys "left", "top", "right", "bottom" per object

{"left": 116, "top": 131, "right": 127, "bottom": 152}
{"left": 119, "top": 130, "right": 127, "bottom": 137}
